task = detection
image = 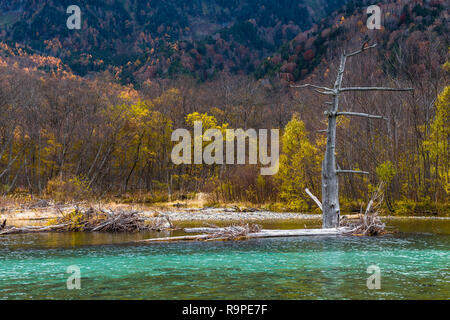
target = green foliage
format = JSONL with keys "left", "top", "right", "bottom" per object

{"left": 393, "top": 200, "right": 450, "bottom": 217}
{"left": 65, "top": 209, "right": 88, "bottom": 231}
{"left": 376, "top": 161, "right": 396, "bottom": 185}
{"left": 254, "top": 59, "right": 281, "bottom": 79}
{"left": 221, "top": 21, "right": 264, "bottom": 49}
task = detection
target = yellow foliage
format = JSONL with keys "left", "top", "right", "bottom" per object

{"left": 276, "top": 114, "right": 321, "bottom": 211}
{"left": 46, "top": 176, "right": 91, "bottom": 202}
{"left": 423, "top": 85, "right": 450, "bottom": 195}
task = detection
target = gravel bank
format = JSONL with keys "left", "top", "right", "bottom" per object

{"left": 145, "top": 207, "right": 321, "bottom": 222}
{"left": 2, "top": 205, "right": 449, "bottom": 228}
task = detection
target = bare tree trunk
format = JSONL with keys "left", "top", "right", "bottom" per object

{"left": 322, "top": 113, "right": 340, "bottom": 227}
{"left": 124, "top": 133, "right": 144, "bottom": 193}
{"left": 292, "top": 43, "right": 413, "bottom": 229}
{"left": 322, "top": 54, "right": 346, "bottom": 228}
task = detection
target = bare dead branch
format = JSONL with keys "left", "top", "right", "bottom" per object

{"left": 315, "top": 89, "right": 335, "bottom": 95}
{"left": 336, "top": 170, "right": 370, "bottom": 175}
{"left": 305, "top": 188, "right": 323, "bottom": 211}
{"left": 337, "top": 112, "right": 386, "bottom": 120}
{"left": 290, "top": 83, "right": 333, "bottom": 92}
{"left": 340, "top": 87, "right": 414, "bottom": 93}
{"left": 344, "top": 43, "right": 378, "bottom": 57}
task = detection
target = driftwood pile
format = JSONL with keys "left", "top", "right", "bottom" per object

{"left": 340, "top": 184, "right": 386, "bottom": 236}
{"left": 198, "top": 223, "right": 262, "bottom": 240}
{"left": 341, "top": 212, "right": 386, "bottom": 236}
{"left": 139, "top": 223, "right": 348, "bottom": 243}
{"left": 140, "top": 223, "right": 264, "bottom": 242}
{"left": 73, "top": 209, "right": 154, "bottom": 232}
{"left": 0, "top": 208, "right": 174, "bottom": 235}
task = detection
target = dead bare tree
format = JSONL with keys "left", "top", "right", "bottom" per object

{"left": 292, "top": 43, "right": 413, "bottom": 228}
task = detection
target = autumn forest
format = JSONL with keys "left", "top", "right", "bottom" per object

{"left": 0, "top": 0, "right": 448, "bottom": 216}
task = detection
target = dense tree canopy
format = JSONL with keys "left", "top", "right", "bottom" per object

{"left": 0, "top": 0, "right": 448, "bottom": 214}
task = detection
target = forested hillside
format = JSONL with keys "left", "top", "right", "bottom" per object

{"left": 0, "top": 0, "right": 448, "bottom": 215}
{"left": 0, "top": 0, "right": 347, "bottom": 82}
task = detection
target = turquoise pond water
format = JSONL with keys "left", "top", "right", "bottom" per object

{"left": 0, "top": 219, "right": 449, "bottom": 299}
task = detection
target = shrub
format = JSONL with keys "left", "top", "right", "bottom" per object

{"left": 393, "top": 200, "right": 449, "bottom": 216}
{"left": 376, "top": 161, "right": 396, "bottom": 185}
{"left": 45, "top": 176, "right": 91, "bottom": 202}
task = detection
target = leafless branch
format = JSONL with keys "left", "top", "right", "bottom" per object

{"left": 340, "top": 87, "right": 414, "bottom": 93}
{"left": 305, "top": 188, "right": 323, "bottom": 211}
{"left": 290, "top": 83, "right": 333, "bottom": 92}
{"left": 315, "top": 89, "right": 335, "bottom": 95}
{"left": 336, "top": 170, "right": 370, "bottom": 175}
{"left": 344, "top": 43, "right": 378, "bottom": 57}
{"left": 337, "top": 112, "right": 386, "bottom": 120}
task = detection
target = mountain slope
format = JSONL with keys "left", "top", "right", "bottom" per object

{"left": 0, "top": 0, "right": 348, "bottom": 81}
{"left": 0, "top": 0, "right": 448, "bottom": 84}
{"left": 256, "top": 0, "right": 449, "bottom": 82}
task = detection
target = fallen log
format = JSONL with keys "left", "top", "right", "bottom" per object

{"left": 0, "top": 224, "right": 69, "bottom": 235}
{"left": 246, "top": 228, "right": 347, "bottom": 238}
{"left": 184, "top": 227, "right": 228, "bottom": 233}
{"left": 139, "top": 227, "right": 349, "bottom": 243}
{"left": 139, "top": 234, "right": 212, "bottom": 242}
